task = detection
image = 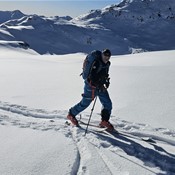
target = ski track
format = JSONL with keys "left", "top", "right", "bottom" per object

{"left": 0, "top": 101, "right": 175, "bottom": 174}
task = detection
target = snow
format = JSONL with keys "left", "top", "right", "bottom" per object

{"left": 110, "top": 51, "right": 175, "bottom": 130}
{"left": 0, "top": 125, "right": 78, "bottom": 175}
{"left": 0, "top": 29, "right": 13, "bottom": 37}
{"left": 5, "top": 25, "right": 34, "bottom": 30}
{"left": 0, "top": 47, "right": 175, "bottom": 174}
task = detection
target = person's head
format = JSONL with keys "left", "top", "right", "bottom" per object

{"left": 102, "top": 49, "right": 111, "bottom": 64}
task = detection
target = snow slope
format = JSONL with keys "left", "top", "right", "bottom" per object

{"left": 0, "top": 48, "right": 175, "bottom": 174}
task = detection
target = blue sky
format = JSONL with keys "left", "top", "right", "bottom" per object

{"left": 0, "top": 1, "right": 121, "bottom": 17}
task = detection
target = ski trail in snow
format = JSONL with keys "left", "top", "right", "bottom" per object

{"left": 1, "top": 101, "right": 175, "bottom": 174}
{"left": 123, "top": 130, "right": 175, "bottom": 146}
{"left": 112, "top": 117, "right": 175, "bottom": 138}
{"left": 0, "top": 107, "right": 118, "bottom": 174}
{"left": 0, "top": 100, "right": 175, "bottom": 147}
{"left": 109, "top": 116, "right": 175, "bottom": 147}
{"left": 85, "top": 128, "right": 175, "bottom": 174}
{"left": 68, "top": 126, "right": 116, "bottom": 175}
{"left": 0, "top": 109, "right": 66, "bottom": 133}
{"left": 0, "top": 101, "right": 65, "bottom": 119}
{"left": 0, "top": 100, "right": 174, "bottom": 149}
{"left": 71, "top": 125, "right": 158, "bottom": 175}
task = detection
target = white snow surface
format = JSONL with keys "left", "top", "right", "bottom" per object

{"left": 0, "top": 48, "right": 175, "bottom": 175}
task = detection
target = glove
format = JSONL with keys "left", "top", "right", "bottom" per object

{"left": 98, "top": 78, "right": 110, "bottom": 92}
{"left": 99, "top": 85, "right": 107, "bottom": 92}
{"left": 105, "top": 77, "right": 110, "bottom": 89}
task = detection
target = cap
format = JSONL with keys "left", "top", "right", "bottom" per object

{"left": 102, "top": 49, "right": 111, "bottom": 57}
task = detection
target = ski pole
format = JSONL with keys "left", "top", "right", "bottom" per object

{"left": 84, "top": 95, "right": 98, "bottom": 136}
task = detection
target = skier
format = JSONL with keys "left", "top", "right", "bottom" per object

{"left": 67, "top": 49, "right": 113, "bottom": 130}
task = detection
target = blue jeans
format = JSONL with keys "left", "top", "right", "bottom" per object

{"left": 70, "top": 81, "right": 112, "bottom": 121}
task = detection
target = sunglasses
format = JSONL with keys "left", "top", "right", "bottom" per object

{"left": 104, "top": 53, "right": 111, "bottom": 57}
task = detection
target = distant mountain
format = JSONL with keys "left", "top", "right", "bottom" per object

{"left": 0, "top": 10, "right": 25, "bottom": 24}
{"left": 74, "top": 0, "right": 175, "bottom": 53}
{"left": 48, "top": 16, "right": 72, "bottom": 21}
{"left": 0, "top": 0, "right": 175, "bottom": 55}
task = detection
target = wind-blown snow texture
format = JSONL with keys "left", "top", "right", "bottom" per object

{"left": 0, "top": 0, "right": 175, "bottom": 54}
{"left": 0, "top": 48, "right": 175, "bottom": 174}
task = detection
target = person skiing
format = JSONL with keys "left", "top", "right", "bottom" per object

{"left": 67, "top": 49, "right": 113, "bottom": 130}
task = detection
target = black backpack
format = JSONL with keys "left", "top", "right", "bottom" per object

{"left": 81, "top": 50, "right": 102, "bottom": 80}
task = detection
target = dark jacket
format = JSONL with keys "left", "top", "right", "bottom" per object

{"left": 88, "top": 56, "right": 110, "bottom": 88}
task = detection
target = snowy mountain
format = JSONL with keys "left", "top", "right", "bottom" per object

{"left": 0, "top": 48, "right": 175, "bottom": 174}
{"left": 74, "top": 0, "right": 175, "bottom": 53}
{"left": 0, "top": 10, "right": 25, "bottom": 24}
{"left": 0, "top": 0, "right": 175, "bottom": 54}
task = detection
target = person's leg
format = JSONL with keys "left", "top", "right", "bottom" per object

{"left": 69, "top": 82, "right": 96, "bottom": 117}
{"left": 98, "top": 90, "right": 112, "bottom": 121}
{"left": 98, "top": 90, "right": 113, "bottom": 130}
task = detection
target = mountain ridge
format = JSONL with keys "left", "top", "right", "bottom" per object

{"left": 0, "top": 0, "right": 175, "bottom": 55}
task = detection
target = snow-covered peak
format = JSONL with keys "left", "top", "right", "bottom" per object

{"left": 77, "top": 0, "right": 175, "bottom": 22}
{"left": 11, "top": 10, "right": 24, "bottom": 18}
{"left": 0, "top": 10, "right": 25, "bottom": 24}
{"left": 20, "top": 15, "right": 49, "bottom": 26}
